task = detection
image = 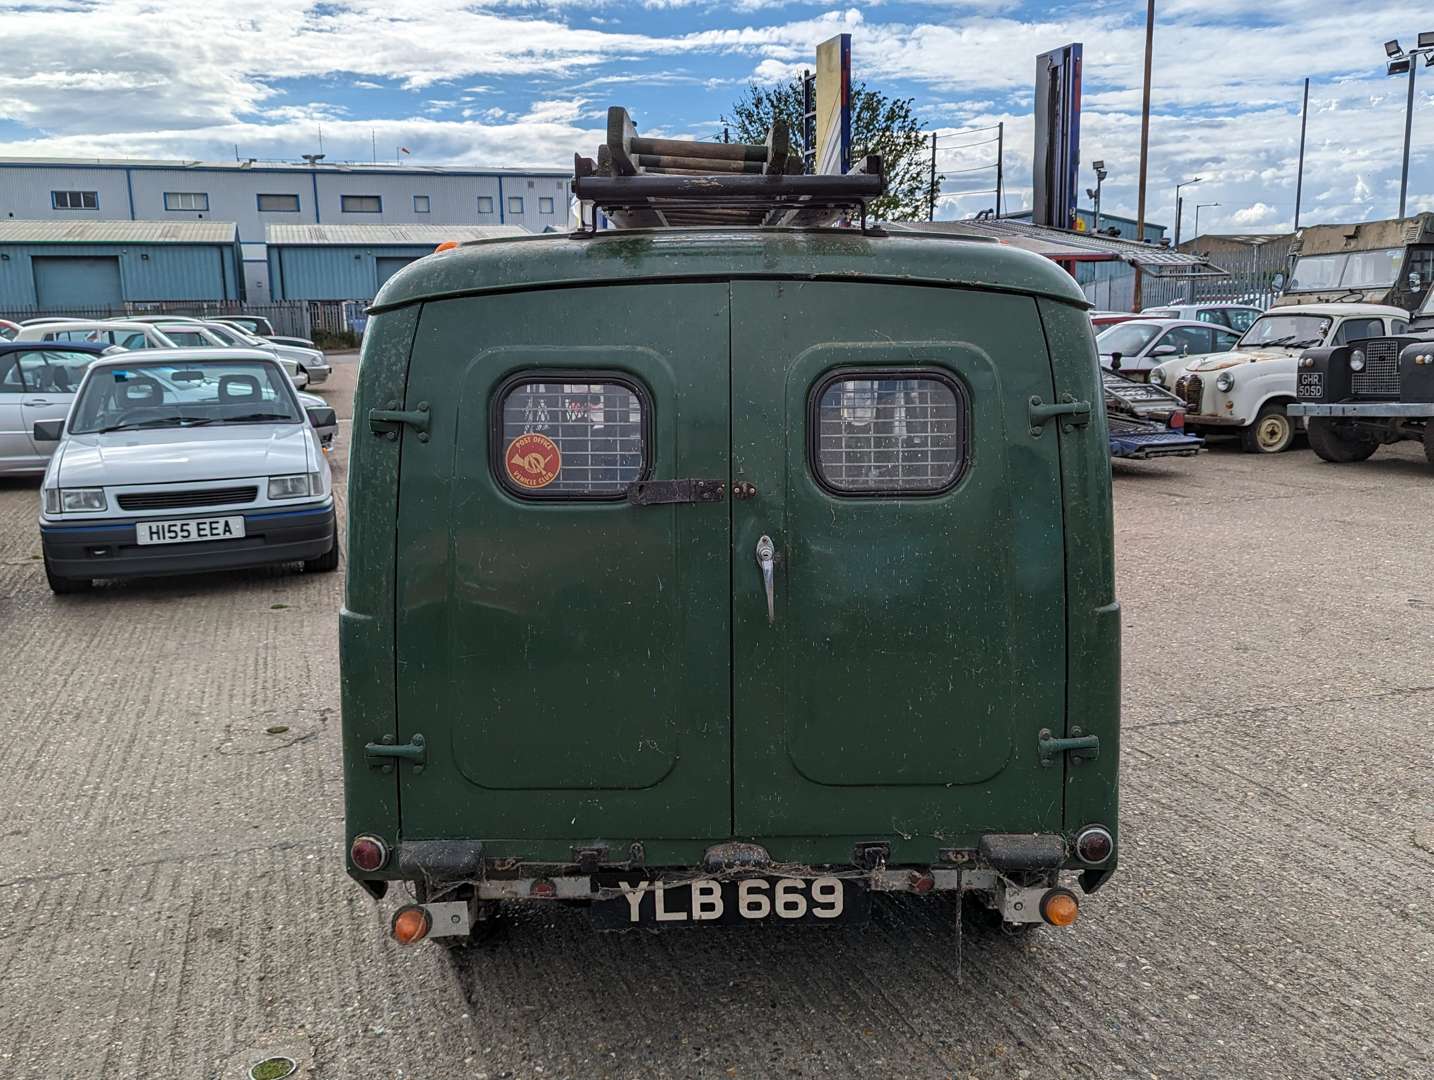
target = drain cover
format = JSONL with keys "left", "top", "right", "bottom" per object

{"left": 249, "top": 1057, "right": 298, "bottom": 1080}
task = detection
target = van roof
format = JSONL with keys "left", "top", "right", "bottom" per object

{"left": 368, "top": 226, "right": 1091, "bottom": 313}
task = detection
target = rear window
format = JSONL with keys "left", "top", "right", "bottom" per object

{"left": 810, "top": 371, "right": 965, "bottom": 495}
{"left": 494, "top": 376, "right": 648, "bottom": 498}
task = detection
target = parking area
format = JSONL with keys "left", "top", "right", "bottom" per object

{"left": 0, "top": 357, "right": 1430, "bottom": 1080}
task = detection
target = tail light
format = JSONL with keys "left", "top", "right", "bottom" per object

{"left": 1074, "top": 825, "right": 1114, "bottom": 866}
{"left": 530, "top": 878, "right": 558, "bottom": 898}
{"left": 391, "top": 905, "right": 431, "bottom": 944}
{"left": 1040, "top": 888, "right": 1079, "bottom": 927}
{"left": 350, "top": 834, "right": 388, "bottom": 872}
{"left": 1169, "top": 410, "right": 1185, "bottom": 430}
{"left": 908, "top": 871, "right": 935, "bottom": 895}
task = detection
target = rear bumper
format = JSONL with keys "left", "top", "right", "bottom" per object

{"left": 40, "top": 503, "right": 334, "bottom": 580}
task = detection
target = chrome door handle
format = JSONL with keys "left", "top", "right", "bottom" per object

{"left": 755, "top": 534, "right": 775, "bottom": 625}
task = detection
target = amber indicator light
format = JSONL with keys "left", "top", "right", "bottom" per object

{"left": 1040, "top": 889, "right": 1079, "bottom": 927}
{"left": 391, "top": 905, "right": 432, "bottom": 944}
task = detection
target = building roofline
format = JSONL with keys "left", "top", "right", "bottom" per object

{"left": 0, "top": 156, "right": 570, "bottom": 179}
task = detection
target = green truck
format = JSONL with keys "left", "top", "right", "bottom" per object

{"left": 340, "top": 142, "right": 1119, "bottom": 943}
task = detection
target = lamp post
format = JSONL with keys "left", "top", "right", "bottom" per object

{"left": 1194, "top": 202, "right": 1220, "bottom": 240}
{"left": 1086, "top": 160, "right": 1108, "bottom": 233}
{"left": 1173, "top": 176, "right": 1202, "bottom": 247}
{"left": 1384, "top": 33, "right": 1434, "bottom": 219}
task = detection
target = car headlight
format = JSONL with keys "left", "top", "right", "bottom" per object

{"left": 1215, "top": 373, "right": 1235, "bottom": 392}
{"left": 59, "top": 488, "right": 106, "bottom": 512}
{"left": 268, "top": 474, "right": 313, "bottom": 500}
{"left": 1348, "top": 350, "right": 1365, "bottom": 372}
{"left": 1149, "top": 368, "right": 1164, "bottom": 386}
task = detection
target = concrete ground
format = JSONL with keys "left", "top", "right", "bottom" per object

{"left": 0, "top": 359, "right": 1429, "bottom": 1079}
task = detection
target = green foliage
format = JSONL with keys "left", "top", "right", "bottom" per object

{"left": 720, "top": 80, "right": 940, "bottom": 222}
{"left": 311, "top": 328, "right": 359, "bottom": 350}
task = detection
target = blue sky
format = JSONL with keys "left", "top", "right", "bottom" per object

{"left": 0, "top": 1, "right": 1430, "bottom": 234}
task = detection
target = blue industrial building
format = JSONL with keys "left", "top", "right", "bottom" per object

{"left": 266, "top": 223, "right": 523, "bottom": 301}
{"left": 0, "top": 220, "right": 240, "bottom": 311}
{"left": 0, "top": 157, "right": 570, "bottom": 304}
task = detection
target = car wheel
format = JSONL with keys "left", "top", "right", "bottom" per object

{"left": 1308, "top": 419, "right": 1378, "bottom": 463}
{"left": 1240, "top": 403, "right": 1295, "bottom": 454}
{"left": 303, "top": 527, "right": 340, "bottom": 573}
{"left": 1423, "top": 425, "right": 1434, "bottom": 467}
{"left": 44, "top": 556, "right": 92, "bottom": 594}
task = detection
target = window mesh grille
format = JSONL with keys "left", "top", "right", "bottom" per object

{"left": 815, "top": 377, "right": 962, "bottom": 493}
{"left": 500, "top": 382, "right": 645, "bottom": 495}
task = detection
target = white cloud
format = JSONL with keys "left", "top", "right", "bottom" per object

{"left": 1230, "top": 202, "right": 1280, "bottom": 226}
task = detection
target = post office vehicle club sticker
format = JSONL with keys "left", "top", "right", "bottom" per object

{"left": 506, "top": 433, "right": 561, "bottom": 489}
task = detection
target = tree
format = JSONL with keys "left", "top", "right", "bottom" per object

{"left": 720, "top": 80, "right": 939, "bottom": 222}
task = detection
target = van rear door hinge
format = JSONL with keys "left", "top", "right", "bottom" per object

{"left": 368, "top": 401, "right": 431, "bottom": 442}
{"left": 627, "top": 479, "right": 726, "bottom": 506}
{"left": 1028, "top": 394, "right": 1092, "bottom": 436}
{"left": 1037, "top": 727, "right": 1100, "bottom": 767}
{"left": 365, "top": 733, "right": 426, "bottom": 773}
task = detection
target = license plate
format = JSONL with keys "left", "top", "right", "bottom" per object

{"left": 135, "top": 516, "right": 246, "bottom": 546}
{"left": 1298, "top": 371, "right": 1324, "bottom": 399}
{"left": 589, "top": 875, "right": 869, "bottom": 929}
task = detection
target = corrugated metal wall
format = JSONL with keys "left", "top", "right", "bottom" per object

{"left": 269, "top": 244, "right": 432, "bottom": 300}
{"left": 0, "top": 242, "right": 239, "bottom": 308}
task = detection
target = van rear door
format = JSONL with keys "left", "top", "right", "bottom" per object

{"left": 393, "top": 283, "right": 733, "bottom": 847}
{"left": 728, "top": 281, "right": 1068, "bottom": 840}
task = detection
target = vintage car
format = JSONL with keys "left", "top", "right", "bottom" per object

{"left": 1147, "top": 303, "right": 1412, "bottom": 452}
{"left": 1288, "top": 287, "right": 1434, "bottom": 462}
{"left": 1103, "top": 369, "right": 1202, "bottom": 460}
{"left": 340, "top": 112, "right": 1120, "bottom": 946}
{"left": 1275, "top": 212, "right": 1434, "bottom": 313}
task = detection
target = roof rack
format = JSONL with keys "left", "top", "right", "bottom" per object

{"left": 573, "top": 107, "right": 885, "bottom": 231}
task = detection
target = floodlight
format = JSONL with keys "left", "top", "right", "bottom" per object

{"left": 1418, "top": 31, "right": 1434, "bottom": 48}
{"left": 1426, "top": 51, "right": 1434, "bottom": 67}
{"left": 1389, "top": 57, "right": 1412, "bottom": 75}
{"left": 1385, "top": 39, "right": 1403, "bottom": 57}
{"left": 1092, "top": 159, "right": 1105, "bottom": 171}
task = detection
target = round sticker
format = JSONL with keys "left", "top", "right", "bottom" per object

{"left": 505, "top": 433, "right": 561, "bottom": 489}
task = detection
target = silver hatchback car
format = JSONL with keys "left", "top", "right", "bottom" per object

{"left": 0, "top": 341, "right": 113, "bottom": 474}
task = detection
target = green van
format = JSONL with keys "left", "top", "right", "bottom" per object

{"left": 340, "top": 221, "right": 1120, "bottom": 943}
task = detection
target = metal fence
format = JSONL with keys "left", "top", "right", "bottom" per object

{"left": 1, "top": 300, "right": 364, "bottom": 339}
{"left": 1141, "top": 244, "right": 1293, "bottom": 311}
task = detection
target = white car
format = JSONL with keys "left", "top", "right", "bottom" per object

{"left": 1147, "top": 303, "right": 1413, "bottom": 453}
{"left": 118, "top": 316, "right": 329, "bottom": 385}
{"left": 15, "top": 319, "right": 178, "bottom": 351}
{"left": 1139, "top": 303, "right": 1264, "bottom": 333}
{"left": 34, "top": 349, "right": 338, "bottom": 593}
{"left": 0, "top": 342, "right": 114, "bottom": 474}
{"left": 1095, "top": 319, "right": 1243, "bottom": 380}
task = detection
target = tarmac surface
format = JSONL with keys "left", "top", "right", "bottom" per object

{"left": 0, "top": 355, "right": 1429, "bottom": 1079}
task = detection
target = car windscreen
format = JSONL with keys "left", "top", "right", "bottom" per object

{"left": 1289, "top": 249, "right": 1403, "bottom": 291}
{"left": 1096, "top": 323, "right": 1161, "bottom": 355}
{"left": 1237, "top": 313, "right": 1333, "bottom": 349}
{"left": 69, "top": 360, "right": 301, "bottom": 434}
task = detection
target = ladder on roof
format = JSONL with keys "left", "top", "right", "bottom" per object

{"left": 573, "top": 107, "right": 885, "bottom": 231}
